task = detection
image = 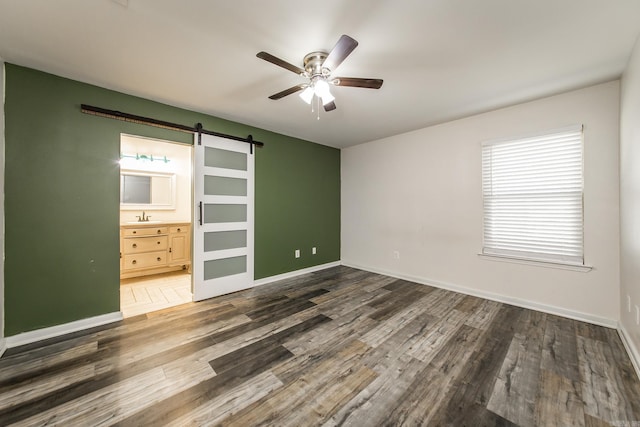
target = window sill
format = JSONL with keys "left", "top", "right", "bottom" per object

{"left": 478, "top": 253, "right": 593, "bottom": 272}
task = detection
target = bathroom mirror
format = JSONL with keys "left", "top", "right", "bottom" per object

{"left": 120, "top": 170, "right": 176, "bottom": 210}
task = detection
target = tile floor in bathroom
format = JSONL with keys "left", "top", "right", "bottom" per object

{"left": 120, "top": 271, "right": 192, "bottom": 318}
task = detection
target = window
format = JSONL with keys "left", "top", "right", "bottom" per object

{"left": 481, "top": 125, "right": 584, "bottom": 266}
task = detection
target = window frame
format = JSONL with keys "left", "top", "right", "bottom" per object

{"left": 479, "top": 125, "right": 590, "bottom": 271}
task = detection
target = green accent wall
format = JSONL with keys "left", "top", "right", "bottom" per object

{"left": 4, "top": 64, "right": 340, "bottom": 336}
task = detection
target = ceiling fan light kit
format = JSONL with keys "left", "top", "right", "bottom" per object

{"left": 299, "top": 86, "right": 315, "bottom": 104}
{"left": 257, "top": 34, "right": 383, "bottom": 114}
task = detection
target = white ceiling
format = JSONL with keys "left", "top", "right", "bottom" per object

{"left": 1, "top": 0, "right": 639, "bottom": 148}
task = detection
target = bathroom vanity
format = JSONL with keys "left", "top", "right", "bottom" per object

{"left": 120, "top": 222, "right": 191, "bottom": 279}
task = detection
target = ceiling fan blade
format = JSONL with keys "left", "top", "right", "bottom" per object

{"left": 268, "top": 84, "right": 306, "bottom": 100}
{"left": 322, "top": 35, "right": 358, "bottom": 71}
{"left": 333, "top": 77, "right": 383, "bottom": 89}
{"left": 257, "top": 51, "right": 305, "bottom": 75}
{"left": 324, "top": 101, "right": 337, "bottom": 112}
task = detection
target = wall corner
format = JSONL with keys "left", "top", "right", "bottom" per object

{"left": 0, "top": 57, "right": 6, "bottom": 357}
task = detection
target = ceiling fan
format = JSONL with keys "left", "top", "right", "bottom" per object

{"left": 257, "top": 34, "right": 383, "bottom": 112}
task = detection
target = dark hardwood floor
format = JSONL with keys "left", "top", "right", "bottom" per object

{"left": 1, "top": 266, "right": 639, "bottom": 426}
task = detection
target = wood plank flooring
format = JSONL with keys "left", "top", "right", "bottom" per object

{"left": 1, "top": 266, "right": 639, "bottom": 426}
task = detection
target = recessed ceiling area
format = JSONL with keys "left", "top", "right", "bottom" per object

{"left": 1, "top": 0, "right": 639, "bottom": 148}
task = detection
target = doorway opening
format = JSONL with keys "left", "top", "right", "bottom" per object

{"left": 119, "top": 134, "right": 193, "bottom": 317}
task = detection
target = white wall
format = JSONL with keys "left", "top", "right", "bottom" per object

{"left": 119, "top": 135, "right": 192, "bottom": 224}
{"left": 1, "top": 59, "right": 5, "bottom": 357}
{"left": 620, "top": 35, "right": 640, "bottom": 366}
{"left": 342, "top": 81, "right": 620, "bottom": 325}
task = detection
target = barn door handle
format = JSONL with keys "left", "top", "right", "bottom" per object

{"left": 198, "top": 201, "right": 203, "bottom": 226}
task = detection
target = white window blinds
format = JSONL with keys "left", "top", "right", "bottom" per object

{"left": 481, "top": 125, "right": 584, "bottom": 265}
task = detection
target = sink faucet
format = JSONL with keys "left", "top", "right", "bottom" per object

{"left": 136, "top": 211, "right": 151, "bottom": 222}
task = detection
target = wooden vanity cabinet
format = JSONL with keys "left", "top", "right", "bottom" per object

{"left": 120, "top": 223, "right": 191, "bottom": 279}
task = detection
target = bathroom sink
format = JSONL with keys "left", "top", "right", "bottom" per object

{"left": 125, "top": 221, "right": 164, "bottom": 224}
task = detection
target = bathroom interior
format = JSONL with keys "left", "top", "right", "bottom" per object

{"left": 119, "top": 134, "right": 193, "bottom": 317}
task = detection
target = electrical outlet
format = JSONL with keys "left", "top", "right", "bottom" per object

{"left": 393, "top": 250, "right": 400, "bottom": 260}
{"left": 312, "top": 247, "right": 317, "bottom": 255}
{"left": 295, "top": 249, "right": 300, "bottom": 258}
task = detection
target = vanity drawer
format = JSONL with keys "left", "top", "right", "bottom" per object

{"left": 123, "top": 227, "right": 169, "bottom": 237}
{"left": 123, "top": 251, "right": 167, "bottom": 270}
{"left": 170, "top": 225, "right": 189, "bottom": 234}
{"left": 122, "top": 236, "right": 168, "bottom": 254}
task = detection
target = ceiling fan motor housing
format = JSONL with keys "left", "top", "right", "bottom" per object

{"left": 303, "top": 51, "right": 331, "bottom": 77}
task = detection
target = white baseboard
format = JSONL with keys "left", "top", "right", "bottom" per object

{"left": 0, "top": 338, "right": 6, "bottom": 358}
{"left": 5, "top": 312, "right": 123, "bottom": 349}
{"left": 253, "top": 261, "right": 342, "bottom": 287}
{"left": 618, "top": 323, "right": 640, "bottom": 381}
{"left": 342, "top": 260, "right": 618, "bottom": 329}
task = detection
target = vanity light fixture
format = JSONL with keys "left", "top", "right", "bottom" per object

{"left": 120, "top": 153, "right": 171, "bottom": 163}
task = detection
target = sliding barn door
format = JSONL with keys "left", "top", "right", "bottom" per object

{"left": 193, "top": 134, "right": 254, "bottom": 301}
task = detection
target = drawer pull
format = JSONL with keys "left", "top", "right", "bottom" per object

{"left": 132, "top": 231, "right": 137, "bottom": 234}
{"left": 132, "top": 243, "right": 137, "bottom": 248}
{"left": 132, "top": 260, "right": 137, "bottom": 265}
{"left": 157, "top": 257, "right": 162, "bottom": 262}
{"left": 157, "top": 241, "right": 161, "bottom": 245}
{"left": 157, "top": 229, "right": 162, "bottom": 234}
{"left": 177, "top": 228, "right": 181, "bottom": 232}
